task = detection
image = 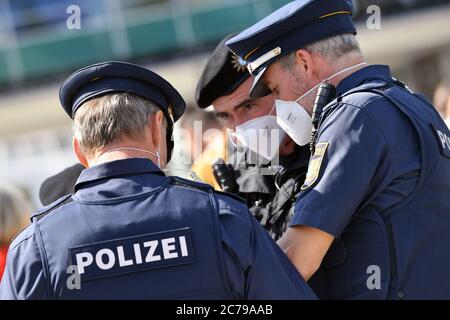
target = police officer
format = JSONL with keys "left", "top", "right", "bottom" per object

{"left": 227, "top": 0, "right": 450, "bottom": 299}
{"left": 196, "top": 34, "right": 311, "bottom": 240}
{"left": 0, "top": 61, "right": 316, "bottom": 300}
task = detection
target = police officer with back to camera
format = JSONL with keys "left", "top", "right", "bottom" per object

{"left": 227, "top": 0, "right": 450, "bottom": 299}
{"left": 0, "top": 61, "right": 317, "bottom": 300}
{"left": 196, "top": 34, "right": 311, "bottom": 240}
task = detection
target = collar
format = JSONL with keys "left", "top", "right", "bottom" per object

{"left": 75, "top": 158, "right": 164, "bottom": 192}
{"left": 336, "top": 65, "right": 393, "bottom": 96}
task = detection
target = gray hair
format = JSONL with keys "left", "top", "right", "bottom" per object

{"left": 0, "top": 184, "right": 30, "bottom": 244}
{"left": 279, "top": 33, "right": 362, "bottom": 70}
{"left": 74, "top": 93, "right": 161, "bottom": 155}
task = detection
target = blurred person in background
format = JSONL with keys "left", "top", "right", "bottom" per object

{"left": 180, "top": 109, "right": 226, "bottom": 189}
{"left": 39, "top": 163, "right": 84, "bottom": 206}
{"left": 433, "top": 82, "right": 450, "bottom": 128}
{"left": 0, "top": 184, "right": 31, "bottom": 281}
{"left": 196, "top": 34, "right": 311, "bottom": 240}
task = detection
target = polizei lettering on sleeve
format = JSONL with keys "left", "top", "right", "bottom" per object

{"left": 432, "top": 124, "right": 450, "bottom": 159}
{"left": 69, "top": 228, "right": 195, "bottom": 281}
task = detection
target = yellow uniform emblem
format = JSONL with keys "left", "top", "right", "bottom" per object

{"left": 301, "top": 142, "right": 329, "bottom": 191}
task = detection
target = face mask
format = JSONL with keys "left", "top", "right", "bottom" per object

{"left": 275, "top": 100, "right": 312, "bottom": 146}
{"left": 99, "top": 147, "right": 162, "bottom": 168}
{"left": 229, "top": 114, "right": 286, "bottom": 161}
{"left": 275, "top": 62, "right": 368, "bottom": 146}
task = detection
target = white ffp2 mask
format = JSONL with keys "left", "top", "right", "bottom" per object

{"left": 274, "top": 100, "right": 312, "bottom": 146}
{"left": 229, "top": 115, "right": 285, "bottom": 160}
{"left": 274, "top": 62, "right": 368, "bottom": 146}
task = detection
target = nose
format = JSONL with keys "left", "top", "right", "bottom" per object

{"left": 227, "top": 121, "right": 238, "bottom": 131}
{"left": 234, "top": 114, "right": 250, "bottom": 128}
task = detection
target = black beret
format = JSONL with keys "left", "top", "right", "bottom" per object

{"left": 59, "top": 61, "right": 186, "bottom": 123}
{"left": 196, "top": 34, "right": 250, "bottom": 109}
{"left": 39, "top": 163, "right": 84, "bottom": 206}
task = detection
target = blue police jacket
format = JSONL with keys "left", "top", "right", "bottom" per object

{"left": 292, "top": 65, "right": 450, "bottom": 299}
{"left": 0, "top": 158, "right": 316, "bottom": 300}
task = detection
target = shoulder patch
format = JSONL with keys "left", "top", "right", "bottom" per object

{"left": 301, "top": 142, "right": 329, "bottom": 191}
{"left": 431, "top": 124, "right": 450, "bottom": 159}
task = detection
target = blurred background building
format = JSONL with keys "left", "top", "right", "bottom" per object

{"left": 0, "top": 0, "right": 449, "bottom": 207}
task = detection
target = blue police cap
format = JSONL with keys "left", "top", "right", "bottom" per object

{"left": 59, "top": 61, "right": 186, "bottom": 123}
{"left": 226, "top": 0, "right": 357, "bottom": 98}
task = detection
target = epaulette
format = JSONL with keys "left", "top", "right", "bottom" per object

{"left": 169, "top": 176, "right": 247, "bottom": 204}
{"left": 31, "top": 194, "right": 74, "bottom": 222}
{"left": 213, "top": 190, "right": 247, "bottom": 204}
{"left": 168, "top": 176, "right": 214, "bottom": 193}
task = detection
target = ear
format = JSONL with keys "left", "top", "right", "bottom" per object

{"left": 150, "top": 110, "right": 164, "bottom": 150}
{"left": 295, "top": 49, "right": 315, "bottom": 78}
{"left": 73, "top": 136, "right": 89, "bottom": 168}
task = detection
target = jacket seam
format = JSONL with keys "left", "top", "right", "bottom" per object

{"left": 34, "top": 220, "right": 52, "bottom": 299}
{"left": 7, "top": 233, "right": 35, "bottom": 253}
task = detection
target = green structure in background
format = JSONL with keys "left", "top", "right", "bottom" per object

{"left": 0, "top": 0, "right": 448, "bottom": 86}
{"left": 0, "top": 0, "right": 292, "bottom": 86}
{"left": 0, "top": 51, "right": 8, "bottom": 84}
